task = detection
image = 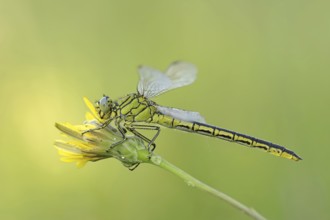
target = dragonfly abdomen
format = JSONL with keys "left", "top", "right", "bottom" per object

{"left": 154, "top": 113, "right": 302, "bottom": 161}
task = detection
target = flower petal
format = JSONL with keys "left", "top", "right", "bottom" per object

{"left": 83, "top": 97, "right": 102, "bottom": 122}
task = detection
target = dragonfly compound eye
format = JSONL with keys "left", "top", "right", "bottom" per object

{"left": 97, "top": 95, "right": 111, "bottom": 114}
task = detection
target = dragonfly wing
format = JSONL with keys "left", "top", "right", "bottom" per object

{"left": 137, "top": 66, "right": 173, "bottom": 98}
{"left": 164, "top": 61, "right": 197, "bottom": 90}
{"left": 156, "top": 106, "right": 206, "bottom": 123}
{"left": 137, "top": 61, "right": 197, "bottom": 98}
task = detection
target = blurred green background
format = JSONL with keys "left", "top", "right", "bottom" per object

{"left": 1, "top": 0, "right": 329, "bottom": 219}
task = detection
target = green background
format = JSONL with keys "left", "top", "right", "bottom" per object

{"left": 1, "top": 0, "right": 329, "bottom": 219}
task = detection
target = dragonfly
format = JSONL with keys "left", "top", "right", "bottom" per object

{"left": 90, "top": 61, "right": 302, "bottom": 161}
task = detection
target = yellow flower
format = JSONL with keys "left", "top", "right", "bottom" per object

{"left": 54, "top": 98, "right": 150, "bottom": 169}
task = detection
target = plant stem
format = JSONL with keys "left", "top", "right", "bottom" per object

{"left": 149, "top": 154, "right": 266, "bottom": 220}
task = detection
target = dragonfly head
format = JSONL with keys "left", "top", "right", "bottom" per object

{"left": 96, "top": 95, "right": 112, "bottom": 119}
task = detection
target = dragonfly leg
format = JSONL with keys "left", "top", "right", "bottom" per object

{"left": 81, "top": 119, "right": 112, "bottom": 135}
{"left": 107, "top": 118, "right": 128, "bottom": 150}
{"left": 111, "top": 123, "right": 159, "bottom": 171}
{"left": 126, "top": 124, "right": 161, "bottom": 152}
{"left": 128, "top": 163, "right": 140, "bottom": 171}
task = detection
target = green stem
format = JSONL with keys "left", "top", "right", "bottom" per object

{"left": 148, "top": 154, "right": 266, "bottom": 220}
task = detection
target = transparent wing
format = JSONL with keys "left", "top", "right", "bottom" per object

{"left": 137, "top": 61, "right": 197, "bottom": 98}
{"left": 156, "top": 106, "right": 206, "bottom": 123}
{"left": 137, "top": 66, "right": 173, "bottom": 98}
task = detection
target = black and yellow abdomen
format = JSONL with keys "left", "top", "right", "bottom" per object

{"left": 152, "top": 113, "right": 302, "bottom": 161}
